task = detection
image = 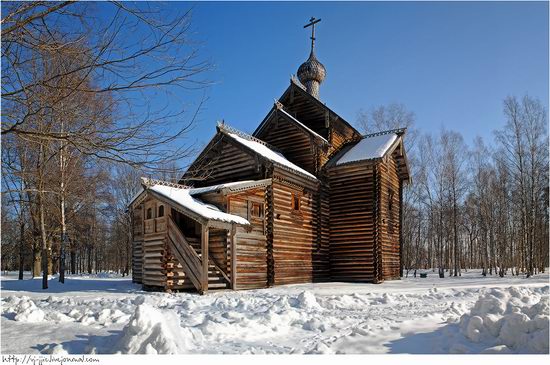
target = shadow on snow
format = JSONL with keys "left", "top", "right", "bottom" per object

{"left": 32, "top": 330, "right": 122, "bottom": 354}
{"left": 1, "top": 277, "right": 140, "bottom": 294}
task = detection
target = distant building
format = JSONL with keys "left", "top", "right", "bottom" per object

{"left": 129, "top": 19, "right": 410, "bottom": 293}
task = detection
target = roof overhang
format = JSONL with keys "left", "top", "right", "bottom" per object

{"left": 129, "top": 178, "right": 251, "bottom": 228}
{"left": 217, "top": 123, "right": 318, "bottom": 182}
{"left": 190, "top": 178, "right": 272, "bottom": 196}
{"left": 325, "top": 131, "right": 411, "bottom": 183}
{"left": 253, "top": 102, "right": 329, "bottom": 146}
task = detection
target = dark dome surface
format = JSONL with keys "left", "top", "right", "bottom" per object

{"left": 297, "top": 51, "right": 326, "bottom": 84}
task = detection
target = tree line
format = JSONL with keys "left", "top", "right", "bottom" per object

{"left": 358, "top": 97, "right": 549, "bottom": 278}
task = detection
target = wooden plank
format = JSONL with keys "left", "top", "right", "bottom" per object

{"left": 201, "top": 225, "right": 209, "bottom": 293}
{"left": 230, "top": 225, "right": 237, "bottom": 290}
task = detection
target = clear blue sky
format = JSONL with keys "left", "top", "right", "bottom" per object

{"left": 141, "top": 1, "right": 550, "bottom": 164}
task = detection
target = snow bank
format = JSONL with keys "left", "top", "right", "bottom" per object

{"left": 3, "top": 296, "right": 46, "bottom": 323}
{"left": 459, "top": 287, "right": 549, "bottom": 353}
{"left": 2, "top": 270, "right": 548, "bottom": 355}
{"left": 295, "top": 291, "right": 322, "bottom": 310}
{"left": 1, "top": 293, "right": 134, "bottom": 327}
{"left": 114, "top": 304, "right": 193, "bottom": 354}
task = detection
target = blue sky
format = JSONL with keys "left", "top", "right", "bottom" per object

{"left": 131, "top": 1, "right": 549, "bottom": 165}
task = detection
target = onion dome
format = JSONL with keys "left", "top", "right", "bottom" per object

{"left": 297, "top": 17, "right": 326, "bottom": 99}
{"left": 297, "top": 51, "right": 326, "bottom": 99}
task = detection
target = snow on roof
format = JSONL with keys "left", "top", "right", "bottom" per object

{"left": 149, "top": 184, "right": 249, "bottom": 225}
{"left": 336, "top": 133, "right": 398, "bottom": 165}
{"left": 221, "top": 126, "right": 317, "bottom": 180}
{"left": 278, "top": 108, "right": 328, "bottom": 144}
{"left": 189, "top": 179, "right": 271, "bottom": 196}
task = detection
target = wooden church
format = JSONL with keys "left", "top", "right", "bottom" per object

{"left": 129, "top": 18, "right": 410, "bottom": 293}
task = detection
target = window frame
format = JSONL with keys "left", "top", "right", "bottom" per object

{"left": 291, "top": 192, "right": 301, "bottom": 211}
{"left": 250, "top": 202, "right": 264, "bottom": 219}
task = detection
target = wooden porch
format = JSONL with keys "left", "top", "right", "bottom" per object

{"left": 139, "top": 196, "right": 238, "bottom": 294}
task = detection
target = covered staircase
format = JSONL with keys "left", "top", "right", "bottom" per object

{"left": 167, "top": 216, "right": 231, "bottom": 293}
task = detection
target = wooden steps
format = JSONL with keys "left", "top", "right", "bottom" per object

{"left": 167, "top": 217, "right": 230, "bottom": 293}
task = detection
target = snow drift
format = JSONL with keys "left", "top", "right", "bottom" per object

{"left": 114, "top": 303, "right": 193, "bottom": 354}
{"left": 459, "top": 287, "right": 549, "bottom": 353}
{"left": 3, "top": 296, "right": 46, "bottom": 323}
{"left": 2, "top": 270, "right": 548, "bottom": 354}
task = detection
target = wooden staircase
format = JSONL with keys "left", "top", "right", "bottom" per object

{"left": 185, "top": 236, "right": 230, "bottom": 290}
{"left": 167, "top": 217, "right": 230, "bottom": 293}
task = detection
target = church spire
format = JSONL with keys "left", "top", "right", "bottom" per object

{"left": 297, "top": 17, "right": 326, "bottom": 99}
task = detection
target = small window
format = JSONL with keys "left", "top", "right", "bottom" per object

{"left": 158, "top": 205, "right": 164, "bottom": 217}
{"left": 291, "top": 193, "right": 301, "bottom": 211}
{"left": 251, "top": 202, "right": 263, "bottom": 218}
{"left": 146, "top": 208, "right": 152, "bottom": 219}
{"left": 388, "top": 189, "right": 394, "bottom": 211}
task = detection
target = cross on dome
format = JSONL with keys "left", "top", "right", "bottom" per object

{"left": 297, "top": 17, "right": 326, "bottom": 99}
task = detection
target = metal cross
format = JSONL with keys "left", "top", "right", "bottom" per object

{"left": 304, "top": 17, "right": 321, "bottom": 52}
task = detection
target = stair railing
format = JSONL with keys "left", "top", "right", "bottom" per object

{"left": 167, "top": 216, "right": 204, "bottom": 292}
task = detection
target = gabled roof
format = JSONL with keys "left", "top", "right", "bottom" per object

{"left": 180, "top": 122, "right": 317, "bottom": 184}
{"left": 217, "top": 123, "right": 317, "bottom": 180}
{"left": 327, "top": 128, "right": 410, "bottom": 181}
{"left": 279, "top": 78, "right": 362, "bottom": 137}
{"left": 253, "top": 101, "right": 329, "bottom": 145}
{"left": 336, "top": 133, "right": 398, "bottom": 165}
{"left": 129, "top": 178, "right": 250, "bottom": 226}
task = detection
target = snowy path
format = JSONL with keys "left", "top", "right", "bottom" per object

{"left": 1, "top": 270, "right": 548, "bottom": 354}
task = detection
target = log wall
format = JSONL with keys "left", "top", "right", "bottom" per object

{"left": 315, "top": 184, "right": 331, "bottom": 281}
{"left": 132, "top": 205, "right": 143, "bottom": 284}
{"left": 141, "top": 198, "right": 168, "bottom": 289}
{"left": 328, "top": 163, "right": 377, "bottom": 282}
{"left": 270, "top": 166, "right": 327, "bottom": 285}
{"left": 182, "top": 137, "right": 263, "bottom": 187}
{"left": 209, "top": 229, "right": 229, "bottom": 272}
{"left": 255, "top": 115, "right": 317, "bottom": 175}
{"left": 228, "top": 189, "right": 268, "bottom": 289}
{"left": 379, "top": 153, "right": 402, "bottom": 280}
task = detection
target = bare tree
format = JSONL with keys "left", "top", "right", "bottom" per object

{"left": 2, "top": 1, "right": 209, "bottom": 169}
{"left": 2, "top": 2, "right": 211, "bottom": 288}
{"left": 495, "top": 95, "right": 548, "bottom": 276}
{"left": 440, "top": 130, "right": 468, "bottom": 276}
{"left": 357, "top": 103, "right": 418, "bottom": 149}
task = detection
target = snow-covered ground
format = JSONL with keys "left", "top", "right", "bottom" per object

{"left": 1, "top": 270, "right": 548, "bottom": 354}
